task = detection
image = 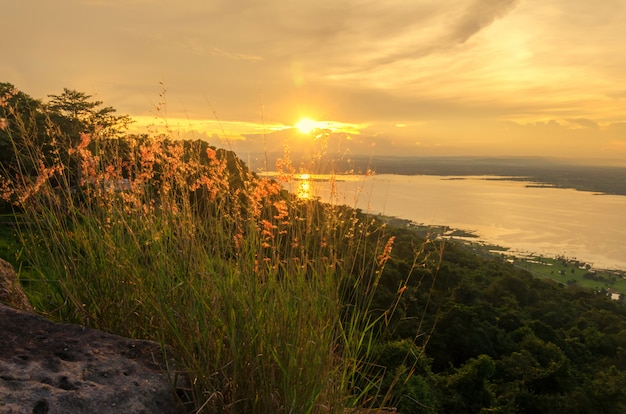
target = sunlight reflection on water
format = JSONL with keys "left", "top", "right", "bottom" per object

{"left": 296, "top": 174, "right": 311, "bottom": 200}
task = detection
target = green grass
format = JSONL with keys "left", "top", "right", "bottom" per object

{"left": 0, "top": 214, "right": 38, "bottom": 284}
{"left": 0, "top": 215, "right": 18, "bottom": 262}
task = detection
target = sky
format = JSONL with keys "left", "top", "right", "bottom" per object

{"left": 4, "top": 0, "right": 626, "bottom": 165}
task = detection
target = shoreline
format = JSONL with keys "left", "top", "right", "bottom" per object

{"left": 379, "top": 215, "right": 626, "bottom": 297}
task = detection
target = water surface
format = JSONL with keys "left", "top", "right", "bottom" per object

{"left": 289, "top": 174, "right": 626, "bottom": 270}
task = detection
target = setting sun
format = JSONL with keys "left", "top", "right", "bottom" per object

{"left": 295, "top": 118, "right": 325, "bottom": 134}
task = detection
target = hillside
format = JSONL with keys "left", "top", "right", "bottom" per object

{"left": 2, "top": 84, "right": 626, "bottom": 412}
{"left": 364, "top": 223, "right": 626, "bottom": 412}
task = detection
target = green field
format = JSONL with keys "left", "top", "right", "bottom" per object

{"left": 513, "top": 255, "right": 626, "bottom": 295}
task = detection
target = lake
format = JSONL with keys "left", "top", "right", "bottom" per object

{"left": 284, "top": 174, "right": 626, "bottom": 270}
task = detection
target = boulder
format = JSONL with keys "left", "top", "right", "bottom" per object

{"left": 0, "top": 257, "right": 34, "bottom": 312}
{"left": 0, "top": 304, "right": 190, "bottom": 413}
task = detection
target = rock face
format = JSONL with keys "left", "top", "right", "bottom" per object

{"left": 0, "top": 303, "right": 190, "bottom": 413}
{"left": 0, "top": 258, "right": 34, "bottom": 313}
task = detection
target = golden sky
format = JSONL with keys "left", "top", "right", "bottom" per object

{"left": 4, "top": 0, "right": 626, "bottom": 164}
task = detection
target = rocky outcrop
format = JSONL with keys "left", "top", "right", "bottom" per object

{"left": 0, "top": 303, "right": 190, "bottom": 413}
{"left": 0, "top": 257, "right": 34, "bottom": 312}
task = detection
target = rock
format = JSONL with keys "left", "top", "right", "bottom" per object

{"left": 0, "top": 304, "right": 190, "bottom": 413}
{"left": 0, "top": 258, "right": 34, "bottom": 312}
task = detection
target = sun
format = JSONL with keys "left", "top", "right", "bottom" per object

{"left": 295, "top": 118, "right": 323, "bottom": 134}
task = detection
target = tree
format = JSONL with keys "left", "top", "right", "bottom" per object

{"left": 47, "top": 88, "right": 132, "bottom": 141}
{"left": 440, "top": 355, "right": 496, "bottom": 413}
{"left": 1, "top": 85, "right": 134, "bottom": 205}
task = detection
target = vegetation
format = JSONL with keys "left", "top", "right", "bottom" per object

{"left": 2, "top": 83, "right": 626, "bottom": 413}
{"left": 0, "top": 83, "right": 437, "bottom": 413}
{"left": 370, "top": 230, "right": 626, "bottom": 412}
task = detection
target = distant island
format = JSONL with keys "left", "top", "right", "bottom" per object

{"left": 349, "top": 156, "right": 626, "bottom": 196}
{"left": 249, "top": 154, "right": 626, "bottom": 197}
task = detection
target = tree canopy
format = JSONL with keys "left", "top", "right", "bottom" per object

{"left": 47, "top": 88, "right": 132, "bottom": 139}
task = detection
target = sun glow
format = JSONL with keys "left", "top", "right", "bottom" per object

{"left": 295, "top": 118, "right": 326, "bottom": 134}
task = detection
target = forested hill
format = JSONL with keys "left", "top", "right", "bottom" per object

{"left": 373, "top": 222, "right": 626, "bottom": 413}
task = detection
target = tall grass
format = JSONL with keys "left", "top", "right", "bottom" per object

{"left": 1, "top": 92, "right": 434, "bottom": 413}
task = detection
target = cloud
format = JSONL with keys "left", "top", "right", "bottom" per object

{"left": 363, "top": 0, "right": 520, "bottom": 67}
{"left": 452, "top": 0, "right": 521, "bottom": 44}
{"left": 5, "top": 0, "right": 626, "bottom": 163}
{"left": 565, "top": 119, "right": 600, "bottom": 129}
{"left": 210, "top": 48, "right": 263, "bottom": 62}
